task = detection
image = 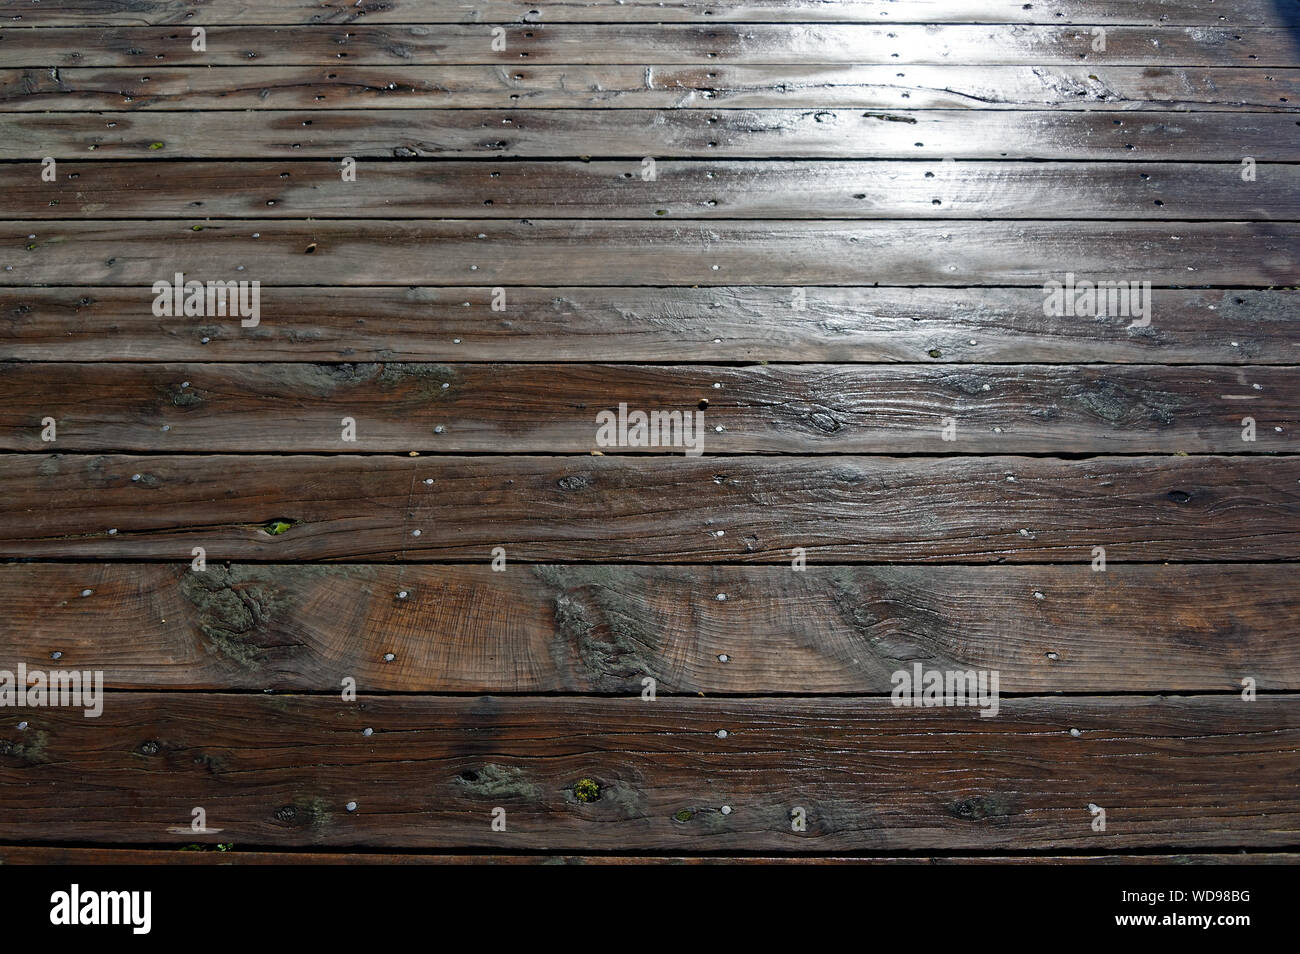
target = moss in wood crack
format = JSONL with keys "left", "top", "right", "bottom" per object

{"left": 556, "top": 473, "right": 591, "bottom": 492}
{"left": 456, "top": 763, "right": 541, "bottom": 801}
{"left": 573, "top": 778, "right": 600, "bottom": 802}
{"left": 0, "top": 730, "right": 50, "bottom": 765}
{"left": 673, "top": 809, "right": 695, "bottom": 823}
{"left": 535, "top": 566, "right": 661, "bottom": 691}
{"left": 179, "top": 566, "right": 288, "bottom": 669}
{"left": 943, "top": 371, "right": 992, "bottom": 397}
{"left": 948, "top": 793, "right": 1017, "bottom": 821}
{"left": 273, "top": 797, "right": 331, "bottom": 831}
{"left": 1069, "top": 378, "right": 1181, "bottom": 427}
{"left": 168, "top": 383, "right": 202, "bottom": 408}
{"left": 595, "top": 779, "right": 648, "bottom": 818}
{"left": 375, "top": 362, "right": 455, "bottom": 398}
{"left": 263, "top": 519, "right": 294, "bottom": 535}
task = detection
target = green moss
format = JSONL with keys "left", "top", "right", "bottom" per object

{"left": 573, "top": 778, "right": 600, "bottom": 803}
{"left": 264, "top": 520, "right": 293, "bottom": 535}
{"left": 148, "top": 142, "right": 165, "bottom": 150}
{"left": 674, "top": 809, "right": 694, "bottom": 823}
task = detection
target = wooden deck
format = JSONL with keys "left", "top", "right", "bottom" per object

{"left": 0, "top": 0, "right": 1297, "bottom": 865}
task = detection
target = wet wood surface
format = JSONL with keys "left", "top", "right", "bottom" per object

{"left": 0, "top": 694, "right": 1295, "bottom": 851}
{"left": 8, "top": 65, "right": 1300, "bottom": 110}
{"left": 0, "top": 363, "right": 1293, "bottom": 453}
{"left": 0, "top": 0, "right": 1296, "bottom": 865}
{"left": 4, "top": 454, "right": 1296, "bottom": 562}
{"left": 9, "top": 0, "right": 1297, "bottom": 27}
{"left": 7, "top": 160, "right": 1297, "bottom": 219}
{"left": 3, "top": 846, "right": 1294, "bottom": 864}
{"left": 4, "top": 25, "right": 1295, "bottom": 67}
{"left": 5, "top": 220, "right": 1298, "bottom": 285}
{"left": 0, "top": 563, "right": 1294, "bottom": 692}
{"left": 3, "top": 286, "right": 1294, "bottom": 363}
{"left": 9, "top": 109, "right": 1300, "bottom": 159}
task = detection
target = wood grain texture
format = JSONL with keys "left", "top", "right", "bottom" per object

{"left": 1, "top": 846, "right": 1292, "bottom": 864}
{"left": 1, "top": 0, "right": 1297, "bottom": 866}
{"left": 0, "top": 563, "right": 1294, "bottom": 692}
{"left": 9, "top": 161, "right": 1295, "bottom": 220}
{"left": 8, "top": 66, "right": 1300, "bottom": 110}
{"left": 7, "top": 109, "right": 1299, "bottom": 159}
{"left": 3, "top": 25, "right": 1293, "bottom": 68}
{"left": 3, "top": 454, "right": 1296, "bottom": 562}
{"left": 3, "top": 287, "right": 1293, "bottom": 364}
{"left": 0, "top": 694, "right": 1295, "bottom": 850}
{"left": 5, "top": 220, "right": 1297, "bottom": 286}
{"left": 7, "top": 0, "right": 1294, "bottom": 27}
{"left": 3, "top": 363, "right": 1294, "bottom": 453}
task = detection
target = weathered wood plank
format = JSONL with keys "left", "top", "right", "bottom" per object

{"left": 5, "top": 220, "right": 1296, "bottom": 286}
{"left": 1, "top": 563, "right": 1294, "bottom": 692}
{"left": 5, "top": 109, "right": 1298, "bottom": 159}
{"left": 0, "top": 846, "right": 1293, "bottom": 864}
{"left": 3, "top": 455, "right": 1296, "bottom": 562}
{"left": 0, "top": 694, "right": 1295, "bottom": 850}
{"left": 9, "top": 160, "right": 1294, "bottom": 220}
{"left": 6, "top": 0, "right": 1293, "bottom": 27}
{"left": 3, "top": 363, "right": 1293, "bottom": 453}
{"left": 2, "top": 287, "right": 1293, "bottom": 364}
{"left": 2, "top": 25, "right": 1292, "bottom": 68}
{"left": 7, "top": 65, "right": 1299, "bottom": 110}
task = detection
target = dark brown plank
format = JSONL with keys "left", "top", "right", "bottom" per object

{"left": 0, "top": 694, "right": 1295, "bottom": 850}
{"left": 6, "top": 109, "right": 1299, "bottom": 159}
{"left": 7, "top": 0, "right": 1293, "bottom": 26}
{"left": 0, "top": 846, "right": 1292, "bottom": 864}
{"left": 3, "top": 454, "right": 1296, "bottom": 562}
{"left": 1, "top": 563, "right": 1294, "bottom": 692}
{"left": 7, "top": 65, "right": 1299, "bottom": 110}
{"left": 9, "top": 160, "right": 1298, "bottom": 220}
{"left": 2, "top": 287, "right": 1293, "bottom": 364}
{"left": 2, "top": 25, "right": 1292, "bottom": 68}
{"left": 3, "top": 363, "right": 1294, "bottom": 453}
{"left": 5, "top": 220, "right": 1297, "bottom": 286}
